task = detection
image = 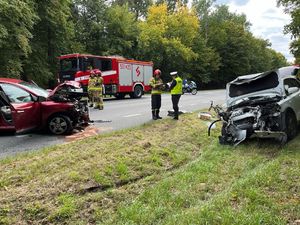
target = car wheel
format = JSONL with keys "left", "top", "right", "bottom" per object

{"left": 48, "top": 115, "right": 73, "bottom": 135}
{"left": 133, "top": 85, "right": 143, "bottom": 98}
{"left": 191, "top": 89, "right": 197, "bottom": 95}
{"left": 285, "top": 110, "right": 298, "bottom": 140}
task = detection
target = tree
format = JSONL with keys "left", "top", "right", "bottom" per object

{"left": 112, "top": 0, "right": 153, "bottom": 20}
{"left": 137, "top": 4, "right": 199, "bottom": 80}
{"left": 0, "top": 0, "right": 36, "bottom": 78}
{"left": 103, "top": 5, "right": 138, "bottom": 57}
{"left": 22, "top": 0, "right": 75, "bottom": 86}
{"left": 72, "top": 0, "right": 108, "bottom": 55}
{"left": 277, "top": 0, "right": 300, "bottom": 62}
{"left": 202, "top": 5, "right": 287, "bottom": 85}
{"left": 192, "top": 0, "right": 215, "bottom": 39}
{"left": 155, "top": 0, "right": 188, "bottom": 12}
{"left": 187, "top": 34, "right": 221, "bottom": 85}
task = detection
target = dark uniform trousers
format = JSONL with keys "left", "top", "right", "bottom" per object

{"left": 151, "top": 94, "right": 161, "bottom": 116}
{"left": 171, "top": 94, "right": 181, "bottom": 118}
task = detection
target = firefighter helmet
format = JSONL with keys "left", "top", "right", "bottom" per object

{"left": 95, "top": 70, "right": 102, "bottom": 76}
{"left": 154, "top": 69, "right": 161, "bottom": 76}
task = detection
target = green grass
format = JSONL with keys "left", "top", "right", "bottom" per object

{"left": 0, "top": 113, "right": 299, "bottom": 224}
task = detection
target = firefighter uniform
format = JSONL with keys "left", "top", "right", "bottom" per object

{"left": 93, "top": 72, "right": 104, "bottom": 110}
{"left": 88, "top": 73, "right": 96, "bottom": 107}
{"left": 150, "top": 69, "right": 164, "bottom": 120}
{"left": 169, "top": 72, "right": 182, "bottom": 120}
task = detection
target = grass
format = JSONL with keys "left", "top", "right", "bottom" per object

{"left": 0, "top": 112, "right": 299, "bottom": 224}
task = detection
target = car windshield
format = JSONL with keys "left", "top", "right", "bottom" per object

{"left": 19, "top": 81, "right": 49, "bottom": 97}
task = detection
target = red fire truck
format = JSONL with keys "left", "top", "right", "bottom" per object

{"left": 58, "top": 53, "right": 153, "bottom": 98}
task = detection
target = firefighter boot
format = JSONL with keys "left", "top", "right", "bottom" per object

{"left": 173, "top": 111, "right": 179, "bottom": 120}
{"left": 156, "top": 110, "right": 162, "bottom": 119}
{"left": 152, "top": 110, "right": 157, "bottom": 120}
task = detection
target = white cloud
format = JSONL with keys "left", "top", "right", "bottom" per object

{"left": 224, "top": 0, "right": 295, "bottom": 62}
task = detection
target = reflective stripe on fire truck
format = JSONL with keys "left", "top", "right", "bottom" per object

{"left": 102, "top": 70, "right": 117, "bottom": 76}
{"left": 75, "top": 75, "right": 90, "bottom": 81}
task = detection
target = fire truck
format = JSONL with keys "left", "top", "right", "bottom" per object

{"left": 58, "top": 53, "right": 153, "bottom": 98}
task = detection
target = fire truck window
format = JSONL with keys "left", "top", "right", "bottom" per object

{"left": 101, "top": 60, "right": 112, "bottom": 71}
{"left": 83, "top": 58, "right": 94, "bottom": 71}
{"left": 94, "top": 59, "right": 101, "bottom": 69}
{"left": 61, "top": 58, "right": 78, "bottom": 72}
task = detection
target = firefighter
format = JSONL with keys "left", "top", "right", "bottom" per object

{"left": 149, "top": 69, "right": 164, "bottom": 120}
{"left": 88, "top": 70, "right": 96, "bottom": 107}
{"left": 169, "top": 71, "right": 183, "bottom": 120}
{"left": 94, "top": 70, "right": 104, "bottom": 110}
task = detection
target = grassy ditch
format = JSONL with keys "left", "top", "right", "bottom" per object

{"left": 0, "top": 113, "right": 299, "bottom": 224}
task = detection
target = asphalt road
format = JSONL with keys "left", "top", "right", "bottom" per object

{"left": 0, "top": 89, "right": 225, "bottom": 158}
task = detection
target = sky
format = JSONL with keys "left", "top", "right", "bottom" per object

{"left": 213, "top": 0, "right": 294, "bottom": 62}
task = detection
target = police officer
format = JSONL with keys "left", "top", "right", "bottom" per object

{"left": 150, "top": 69, "right": 164, "bottom": 120}
{"left": 169, "top": 71, "right": 183, "bottom": 120}
{"left": 94, "top": 70, "right": 104, "bottom": 110}
{"left": 88, "top": 70, "right": 96, "bottom": 107}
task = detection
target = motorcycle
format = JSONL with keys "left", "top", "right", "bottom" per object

{"left": 182, "top": 81, "right": 197, "bottom": 95}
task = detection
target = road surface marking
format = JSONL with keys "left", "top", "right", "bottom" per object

{"left": 123, "top": 114, "right": 142, "bottom": 118}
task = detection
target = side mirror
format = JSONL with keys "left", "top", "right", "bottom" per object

{"left": 288, "top": 87, "right": 299, "bottom": 95}
{"left": 31, "top": 95, "right": 38, "bottom": 102}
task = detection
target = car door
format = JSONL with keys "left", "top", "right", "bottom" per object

{"left": 283, "top": 78, "right": 300, "bottom": 120}
{"left": 0, "top": 90, "right": 16, "bottom": 131}
{"left": 0, "top": 83, "right": 40, "bottom": 133}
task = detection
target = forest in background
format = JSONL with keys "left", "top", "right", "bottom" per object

{"left": 0, "top": 0, "right": 299, "bottom": 88}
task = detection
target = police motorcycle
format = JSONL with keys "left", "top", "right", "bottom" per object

{"left": 182, "top": 81, "right": 197, "bottom": 95}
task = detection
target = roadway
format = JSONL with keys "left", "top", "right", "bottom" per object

{"left": 0, "top": 90, "right": 225, "bottom": 158}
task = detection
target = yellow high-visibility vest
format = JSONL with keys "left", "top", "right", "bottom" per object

{"left": 171, "top": 77, "right": 183, "bottom": 95}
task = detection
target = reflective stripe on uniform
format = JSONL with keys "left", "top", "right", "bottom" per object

{"left": 150, "top": 77, "right": 163, "bottom": 95}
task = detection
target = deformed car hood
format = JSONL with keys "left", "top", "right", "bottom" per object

{"left": 226, "top": 70, "right": 283, "bottom": 107}
{"left": 48, "top": 81, "right": 83, "bottom": 98}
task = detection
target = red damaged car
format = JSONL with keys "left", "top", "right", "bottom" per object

{"left": 0, "top": 78, "right": 90, "bottom": 135}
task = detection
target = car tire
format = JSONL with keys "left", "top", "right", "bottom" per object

{"left": 48, "top": 114, "right": 73, "bottom": 135}
{"left": 285, "top": 110, "right": 298, "bottom": 140}
{"left": 191, "top": 89, "right": 197, "bottom": 95}
{"left": 133, "top": 85, "right": 143, "bottom": 98}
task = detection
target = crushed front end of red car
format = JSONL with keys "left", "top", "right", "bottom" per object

{"left": 0, "top": 79, "right": 90, "bottom": 135}
{"left": 47, "top": 81, "right": 90, "bottom": 132}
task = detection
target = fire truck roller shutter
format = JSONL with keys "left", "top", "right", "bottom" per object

{"left": 119, "top": 63, "right": 133, "bottom": 86}
{"left": 132, "top": 64, "right": 144, "bottom": 83}
{"left": 144, "top": 65, "right": 153, "bottom": 85}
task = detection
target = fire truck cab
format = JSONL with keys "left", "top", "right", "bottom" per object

{"left": 58, "top": 54, "right": 153, "bottom": 98}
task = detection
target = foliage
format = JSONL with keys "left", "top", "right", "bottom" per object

{"left": 0, "top": 0, "right": 291, "bottom": 87}
{"left": 22, "top": 0, "right": 75, "bottom": 87}
{"left": 72, "top": 0, "right": 108, "bottom": 55}
{"left": 103, "top": 5, "right": 138, "bottom": 57}
{"left": 203, "top": 5, "right": 288, "bottom": 86}
{"left": 0, "top": 0, "right": 36, "bottom": 78}
{"left": 277, "top": 0, "right": 300, "bottom": 63}
{"left": 155, "top": 0, "right": 188, "bottom": 12}
{"left": 137, "top": 4, "right": 199, "bottom": 81}
{"left": 112, "top": 0, "right": 153, "bottom": 20}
